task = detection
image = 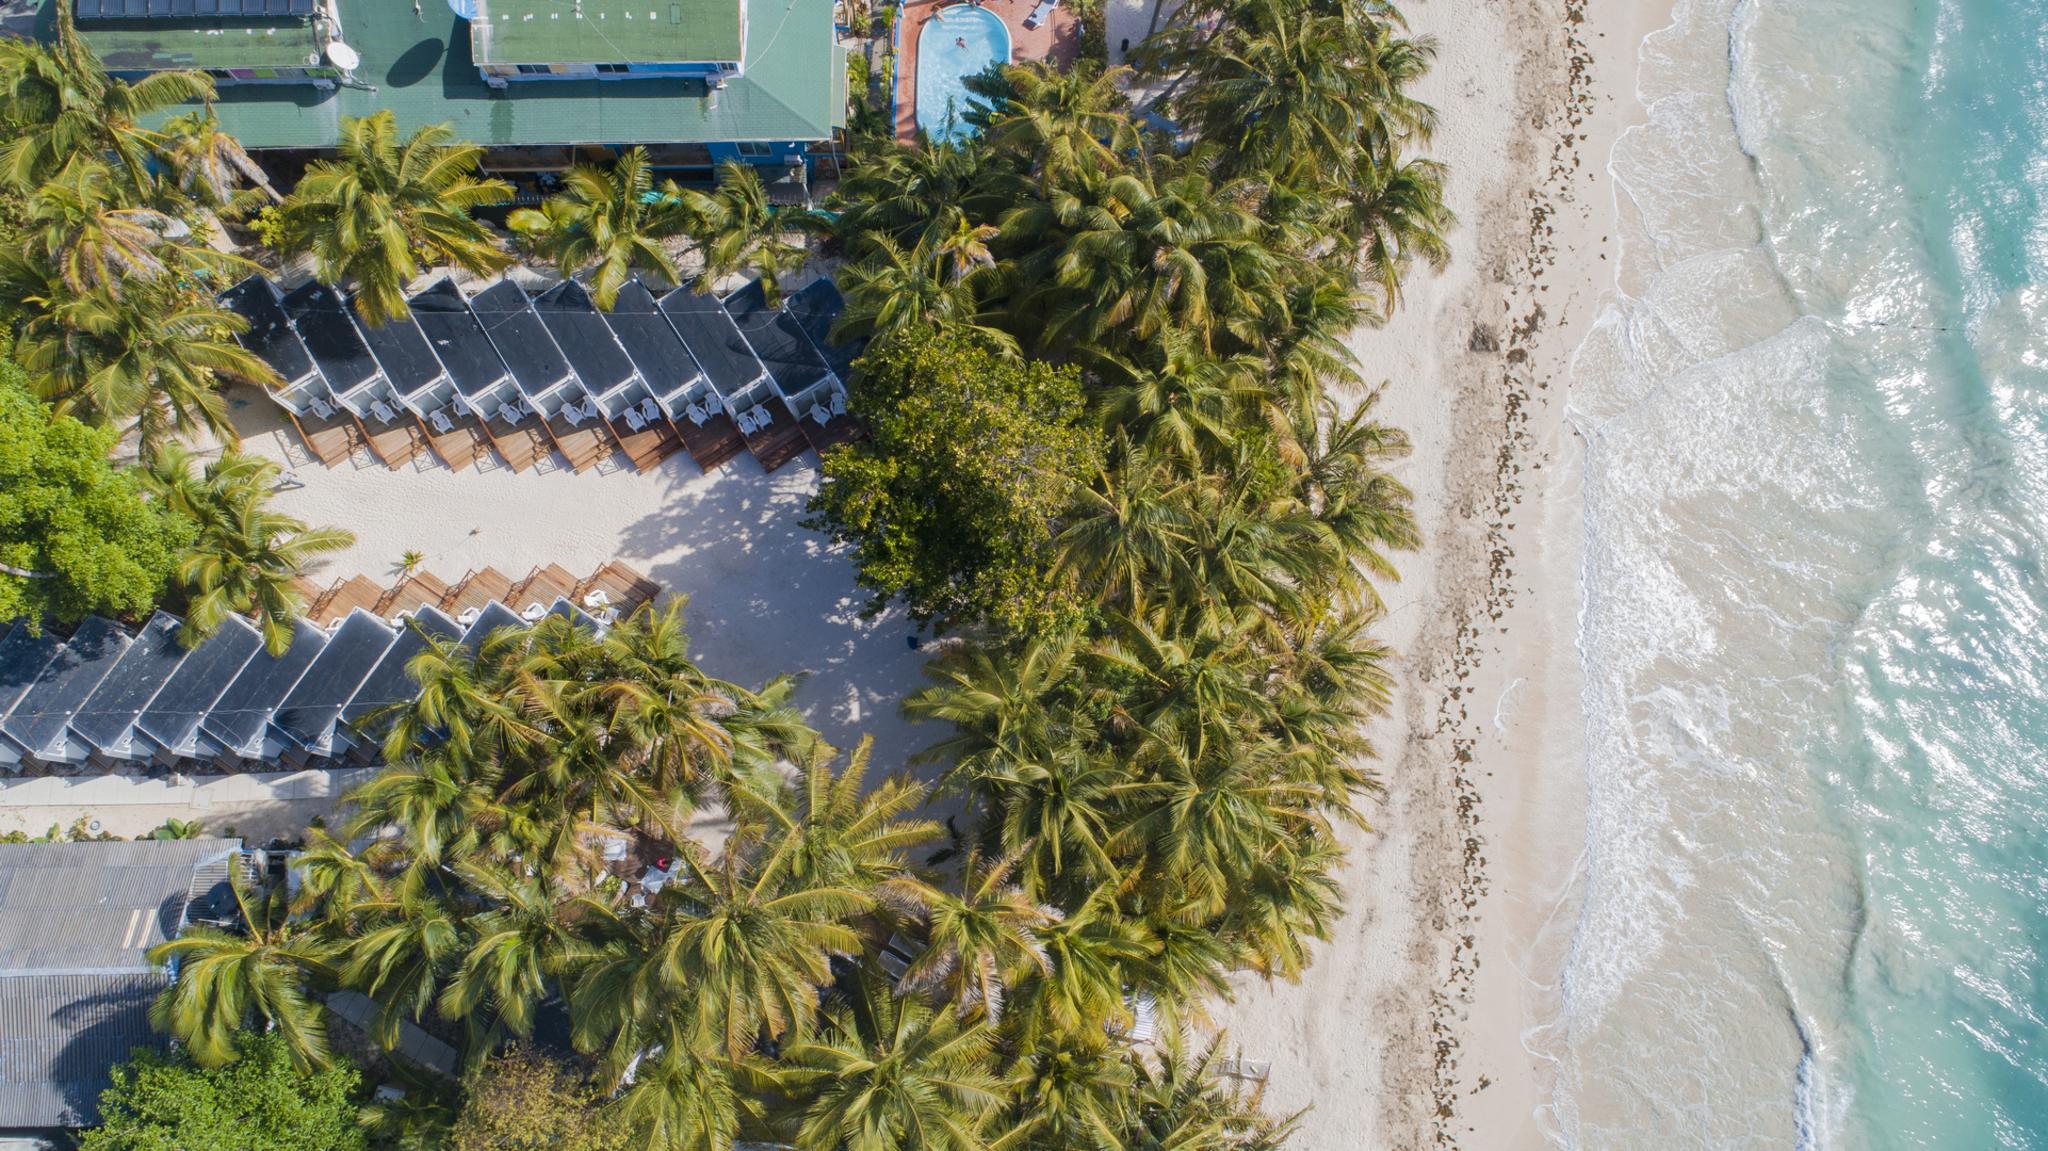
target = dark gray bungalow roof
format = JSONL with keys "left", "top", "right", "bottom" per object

{"left": 659, "top": 286, "right": 765, "bottom": 396}
{"left": 0, "top": 623, "right": 66, "bottom": 763}
{"left": 470, "top": 280, "right": 576, "bottom": 400}
{"left": 68, "top": 612, "right": 188, "bottom": 758}
{"left": 340, "top": 607, "right": 461, "bottom": 734}
{"left": 134, "top": 615, "right": 261, "bottom": 757}
{"left": 409, "top": 280, "right": 514, "bottom": 399}
{"left": 0, "top": 839, "right": 241, "bottom": 1129}
{"left": 533, "top": 280, "right": 639, "bottom": 396}
{"left": 220, "top": 274, "right": 317, "bottom": 387}
{"left": 353, "top": 306, "right": 451, "bottom": 399}
{"left": 722, "top": 279, "right": 834, "bottom": 400}
{"left": 459, "top": 602, "right": 525, "bottom": 652}
{"left": 0, "top": 618, "right": 130, "bottom": 761}
{"left": 199, "top": 617, "right": 327, "bottom": 757}
{"left": 282, "top": 281, "right": 383, "bottom": 394}
{"left": 270, "top": 611, "right": 396, "bottom": 754}
{"left": 785, "top": 278, "right": 862, "bottom": 381}
{"left": 603, "top": 278, "right": 704, "bottom": 400}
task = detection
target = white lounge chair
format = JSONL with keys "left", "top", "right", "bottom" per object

{"left": 830, "top": 390, "right": 847, "bottom": 416}
{"left": 428, "top": 409, "right": 455, "bottom": 434}
{"left": 370, "top": 399, "right": 398, "bottom": 423}
{"left": 685, "top": 402, "right": 709, "bottom": 426}
{"left": 520, "top": 602, "right": 548, "bottom": 622}
{"left": 641, "top": 397, "right": 661, "bottom": 422}
{"left": 1023, "top": 0, "right": 1056, "bottom": 27}
{"left": 309, "top": 396, "right": 337, "bottom": 419}
{"left": 810, "top": 404, "right": 830, "bottom": 426}
{"left": 457, "top": 606, "right": 483, "bottom": 626}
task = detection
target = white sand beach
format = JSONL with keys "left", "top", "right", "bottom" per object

{"left": 1198, "top": 1, "right": 1658, "bottom": 1146}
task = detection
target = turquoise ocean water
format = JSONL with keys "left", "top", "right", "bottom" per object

{"left": 1562, "top": 0, "right": 2048, "bottom": 1145}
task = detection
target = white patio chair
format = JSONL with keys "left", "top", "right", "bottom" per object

{"left": 309, "top": 396, "right": 337, "bottom": 419}
{"left": 685, "top": 402, "right": 709, "bottom": 426}
{"left": 703, "top": 392, "right": 723, "bottom": 414}
{"left": 641, "top": 397, "right": 661, "bottom": 422}
{"left": 452, "top": 395, "right": 473, "bottom": 416}
{"left": 830, "top": 390, "right": 847, "bottom": 416}
{"left": 624, "top": 408, "right": 647, "bottom": 432}
{"left": 752, "top": 405, "right": 772, "bottom": 427}
{"left": 736, "top": 410, "right": 757, "bottom": 434}
{"left": 370, "top": 399, "right": 398, "bottom": 423}
{"left": 521, "top": 602, "right": 548, "bottom": 622}
{"left": 564, "top": 401, "right": 589, "bottom": 426}
{"left": 457, "top": 606, "right": 483, "bottom": 626}
{"left": 428, "top": 409, "right": 455, "bottom": 434}
{"left": 810, "top": 404, "right": 830, "bottom": 426}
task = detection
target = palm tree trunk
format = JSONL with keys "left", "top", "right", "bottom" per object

{"left": 0, "top": 563, "right": 55, "bottom": 579}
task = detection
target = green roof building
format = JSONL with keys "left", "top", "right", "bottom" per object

{"left": 52, "top": 0, "right": 847, "bottom": 167}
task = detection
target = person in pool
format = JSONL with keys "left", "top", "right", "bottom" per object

{"left": 956, "top": 35, "right": 967, "bottom": 47}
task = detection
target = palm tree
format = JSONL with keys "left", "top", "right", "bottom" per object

{"left": 783, "top": 972, "right": 1006, "bottom": 1151}
{"left": 146, "top": 866, "right": 333, "bottom": 1071}
{"left": 13, "top": 278, "right": 279, "bottom": 459}
{"left": 145, "top": 446, "right": 356, "bottom": 652}
{"left": 336, "top": 886, "right": 463, "bottom": 1052}
{"left": 13, "top": 158, "right": 214, "bottom": 295}
{"left": 751, "top": 736, "right": 941, "bottom": 892}
{"left": 0, "top": 16, "right": 213, "bottom": 194}
{"left": 274, "top": 110, "right": 512, "bottom": 325}
{"left": 877, "top": 850, "right": 1058, "bottom": 1021}
{"left": 610, "top": 1041, "right": 766, "bottom": 1151}
{"left": 1325, "top": 151, "right": 1453, "bottom": 313}
{"left": 684, "top": 160, "right": 823, "bottom": 305}
{"left": 439, "top": 860, "right": 580, "bottom": 1042}
{"left": 830, "top": 140, "right": 1027, "bottom": 261}
{"left": 659, "top": 839, "right": 870, "bottom": 1058}
{"left": 1119, "top": 1030, "right": 1299, "bottom": 1151}
{"left": 160, "top": 107, "right": 279, "bottom": 216}
{"left": 508, "top": 147, "right": 694, "bottom": 308}
{"left": 976, "top": 60, "right": 1137, "bottom": 185}
{"left": 834, "top": 234, "right": 1017, "bottom": 354}
{"left": 997, "top": 1033, "right": 1135, "bottom": 1150}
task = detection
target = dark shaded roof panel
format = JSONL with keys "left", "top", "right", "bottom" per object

{"left": 270, "top": 611, "right": 396, "bottom": 751}
{"left": 340, "top": 607, "right": 461, "bottom": 730}
{"left": 354, "top": 309, "right": 449, "bottom": 398}
{"left": 604, "top": 278, "right": 704, "bottom": 398}
{"left": 68, "top": 612, "right": 188, "bottom": 756}
{"left": 0, "top": 623, "right": 66, "bottom": 727}
{"left": 533, "top": 280, "right": 638, "bottom": 395}
{"left": 659, "top": 286, "right": 765, "bottom": 396}
{"left": 722, "top": 279, "right": 832, "bottom": 399}
{"left": 409, "top": 280, "right": 514, "bottom": 398}
{"left": 459, "top": 602, "right": 524, "bottom": 651}
{"left": 786, "top": 277, "right": 863, "bottom": 380}
{"left": 199, "top": 617, "right": 327, "bottom": 756}
{"left": 219, "top": 274, "right": 317, "bottom": 386}
{"left": 135, "top": 615, "right": 261, "bottom": 756}
{"left": 282, "top": 280, "right": 382, "bottom": 393}
{"left": 470, "top": 280, "right": 575, "bottom": 399}
{"left": 1, "top": 618, "right": 130, "bottom": 759}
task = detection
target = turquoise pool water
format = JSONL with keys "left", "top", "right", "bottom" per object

{"left": 914, "top": 4, "right": 1009, "bottom": 144}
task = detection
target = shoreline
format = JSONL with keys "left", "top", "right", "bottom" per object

{"left": 1201, "top": 0, "right": 1652, "bottom": 1145}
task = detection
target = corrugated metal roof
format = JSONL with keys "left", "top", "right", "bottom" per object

{"left": 0, "top": 973, "right": 166, "bottom": 1128}
{"left": 0, "top": 841, "right": 238, "bottom": 1129}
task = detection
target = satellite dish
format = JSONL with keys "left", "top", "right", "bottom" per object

{"left": 325, "top": 39, "right": 360, "bottom": 71}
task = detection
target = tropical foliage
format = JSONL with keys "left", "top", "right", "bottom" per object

{"left": 80, "top": 1032, "right": 367, "bottom": 1151}
{"left": 0, "top": 357, "right": 187, "bottom": 625}
{"left": 145, "top": 445, "right": 356, "bottom": 654}
{"left": 272, "top": 110, "right": 513, "bottom": 325}
{"left": 508, "top": 147, "right": 694, "bottom": 309}
{"left": 805, "top": 328, "right": 1101, "bottom": 634}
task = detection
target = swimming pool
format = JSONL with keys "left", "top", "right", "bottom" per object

{"left": 914, "top": 4, "right": 1011, "bottom": 144}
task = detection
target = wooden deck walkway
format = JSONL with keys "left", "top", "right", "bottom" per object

{"left": 288, "top": 408, "right": 364, "bottom": 467}
{"left": 307, "top": 574, "right": 383, "bottom": 625}
{"left": 444, "top": 567, "right": 514, "bottom": 614}
{"left": 546, "top": 412, "right": 617, "bottom": 473}
{"left": 676, "top": 410, "right": 749, "bottom": 472}
{"left": 799, "top": 409, "right": 864, "bottom": 455}
{"left": 360, "top": 415, "right": 429, "bottom": 470}
{"left": 421, "top": 413, "right": 495, "bottom": 472}
{"left": 737, "top": 397, "right": 811, "bottom": 472}
{"left": 574, "top": 561, "right": 664, "bottom": 616}
{"left": 507, "top": 563, "right": 581, "bottom": 613}
{"left": 609, "top": 412, "right": 682, "bottom": 472}
{"left": 374, "top": 572, "right": 451, "bottom": 618}
{"left": 300, "top": 562, "right": 664, "bottom": 637}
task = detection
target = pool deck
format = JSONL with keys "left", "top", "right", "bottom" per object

{"left": 895, "top": 0, "right": 1080, "bottom": 145}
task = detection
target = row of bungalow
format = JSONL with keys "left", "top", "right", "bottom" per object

{"left": 224, "top": 273, "right": 864, "bottom": 474}
{"left": 0, "top": 563, "right": 656, "bottom": 775}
